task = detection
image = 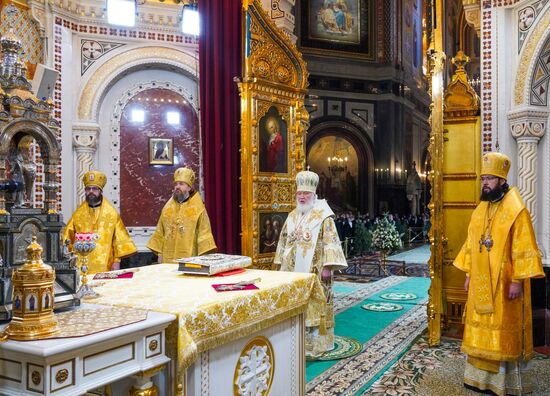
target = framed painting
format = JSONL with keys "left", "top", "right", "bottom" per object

{"left": 258, "top": 106, "right": 288, "bottom": 174}
{"left": 149, "top": 137, "right": 173, "bottom": 165}
{"left": 300, "top": 0, "right": 374, "bottom": 59}
{"left": 258, "top": 212, "right": 289, "bottom": 255}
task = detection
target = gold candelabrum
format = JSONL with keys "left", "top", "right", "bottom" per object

{"left": 1, "top": 236, "right": 59, "bottom": 341}
{"left": 73, "top": 233, "right": 99, "bottom": 299}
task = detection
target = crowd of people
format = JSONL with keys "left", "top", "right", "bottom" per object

{"left": 334, "top": 211, "right": 431, "bottom": 257}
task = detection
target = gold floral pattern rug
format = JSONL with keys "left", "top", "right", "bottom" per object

{"left": 368, "top": 336, "right": 550, "bottom": 395}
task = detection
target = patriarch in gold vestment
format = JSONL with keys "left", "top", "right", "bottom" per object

{"left": 453, "top": 152, "right": 544, "bottom": 396}
{"left": 63, "top": 171, "right": 137, "bottom": 274}
{"left": 147, "top": 167, "right": 216, "bottom": 263}
{"left": 274, "top": 169, "right": 347, "bottom": 357}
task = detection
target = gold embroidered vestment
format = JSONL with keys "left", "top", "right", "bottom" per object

{"left": 453, "top": 187, "right": 545, "bottom": 363}
{"left": 274, "top": 199, "right": 347, "bottom": 356}
{"left": 63, "top": 198, "right": 137, "bottom": 274}
{"left": 147, "top": 192, "right": 216, "bottom": 263}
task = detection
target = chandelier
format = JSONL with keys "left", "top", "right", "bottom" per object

{"left": 327, "top": 156, "right": 348, "bottom": 176}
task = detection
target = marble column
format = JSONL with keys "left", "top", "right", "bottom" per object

{"left": 508, "top": 108, "right": 548, "bottom": 228}
{"left": 72, "top": 123, "right": 99, "bottom": 205}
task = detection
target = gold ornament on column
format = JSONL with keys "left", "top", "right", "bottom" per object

{"left": 2, "top": 236, "right": 59, "bottom": 340}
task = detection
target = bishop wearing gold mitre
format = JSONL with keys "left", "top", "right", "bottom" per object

{"left": 453, "top": 152, "right": 545, "bottom": 396}
{"left": 147, "top": 167, "right": 217, "bottom": 263}
{"left": 63, "top": 171, "right": 137, "bottom": 274}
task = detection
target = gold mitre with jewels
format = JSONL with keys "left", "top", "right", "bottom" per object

{"left": 174, "top": 167, "right": 195, "bottom": 186}
{"left": 481, "top": 152, "right": 511, "bottom": 179}
{"left": 83, "top": 170, "right": 107, "bottom": 190}
{"left": 296, "top": 169, "right": 319, "bottom": 193}
{"left": 3, "top": 237, "right": 59, "bottom": 341}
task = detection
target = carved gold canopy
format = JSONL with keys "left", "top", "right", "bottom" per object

{"left": 238, "top": 0, "right": 309, "bottom": 269}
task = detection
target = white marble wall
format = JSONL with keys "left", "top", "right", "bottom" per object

{"left": 490, "top": 1, "right": 550, "bottom": 264}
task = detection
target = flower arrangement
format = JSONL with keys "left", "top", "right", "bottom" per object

{"left": 369, "top": 214, "right": 403, "bottom": 253}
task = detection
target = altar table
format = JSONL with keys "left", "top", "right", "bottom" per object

{"left": 88, "top": 264, "right": 324, "bottom": 395}
{"left": 0, "top": 307, "right": 175, "bottom": 395}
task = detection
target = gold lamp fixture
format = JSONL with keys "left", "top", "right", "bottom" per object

{"left": 3, "top": 236, "right": 59, "bottom": 340}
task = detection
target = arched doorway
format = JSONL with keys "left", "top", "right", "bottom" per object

{"left": 306, "top": 120, "right": 374, "bottom": 215}
{"left": 307, "top": 135, "right": 359, "bottom": 212}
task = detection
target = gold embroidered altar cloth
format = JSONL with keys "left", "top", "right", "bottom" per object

{"left": 87, "top": 264, "right": 324, "bottom": 383}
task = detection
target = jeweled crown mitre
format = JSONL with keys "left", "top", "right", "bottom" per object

{"left": 174, "top": 167, "right": 195, "bottom": 186}
{"left": 481, "top": 152, "right": 510, "bottom": 180}
{"left": 296, "top": 169, "right": 319, "bottom": 193}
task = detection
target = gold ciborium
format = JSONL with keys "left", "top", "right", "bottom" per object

{"left": 74, "top": 233, "right": 99, "bottom": 299}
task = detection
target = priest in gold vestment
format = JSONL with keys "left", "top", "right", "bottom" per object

{"left": 63, "top": 171, "right": 137, "bottom": 274}
{"left": 453, "top": 152, "right": 545, "bottom": 396}
{"left": 147, "top": 167, "right": 216, "bottom": 263}
{"left": 274, "top": 169, "right": 347, "bottom": 357}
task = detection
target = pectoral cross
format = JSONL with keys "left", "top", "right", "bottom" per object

{"left": 479, "top": 234, "right": 493, "bottom": 252}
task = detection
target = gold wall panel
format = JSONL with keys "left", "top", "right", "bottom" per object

{"left": 239, "top": 1, "right": 309, "bottom": 270}
{"left": 428, "top": 47, "right": 481, "bottom": 344}
{"left": 440, "top": 52, "right": 480, "bottom": 333}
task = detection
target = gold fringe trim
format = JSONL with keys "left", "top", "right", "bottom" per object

{"left": 462, "top": 344, "right": 527, "bottom": 362}
{"left": 194, "top": 303, "right": 308, "bottom": 358}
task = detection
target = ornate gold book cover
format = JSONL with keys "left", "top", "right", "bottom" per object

{"left": 176, "top": 254, "right": 252, "bottom": 276}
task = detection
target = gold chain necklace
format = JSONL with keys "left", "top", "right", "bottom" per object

{"left": 479, "top": 201, "right": 501, "bottom": 253}
{"left": 87, "top": 203, "right": 103, "bottom": 232}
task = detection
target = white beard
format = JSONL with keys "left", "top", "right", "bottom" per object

{"left": 296, "top": 197, "right": 317, "bottom": 214}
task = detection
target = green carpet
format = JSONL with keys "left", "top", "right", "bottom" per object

{"left": 306, "top": 276, "right": 430, "bottom": 394}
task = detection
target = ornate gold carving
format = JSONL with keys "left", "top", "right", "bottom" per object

{"left": 31, "top": 370, "right": 41, "bottom": 385}
{"left": 3, "top": 237, "right": 59, "bottom": 341}
{"left": 148, "top": 339, "right": 158, "bottom": 352}
{"left": 129, "top": 384, "right": 159, "bottom": 396}
{"left": 78, "top": 47, "right": 197, "bottom": 120}
{"left": 257, "top": 183, "right": 273, "bottom": 203}
{"left": 245, "top": 1, "right": 308, "bottom": 90}
{"left": 55, "top": 368, "right": 68, "bottom": 384}
{"left": 239, "top": 1, "right": 308, "bottom": 266}
{"left": 427, "top": 49, "right": 446, "bottom": 347}
{"left": 514, "top": 7, "right": 550, "bottom": 105}
{"left": 276, "top": 184, "right": 291, "bottom": 202}
{"left": 444, "top": 51, "right": 479, "bottom": 119}
{"left": 233, "top": 336, "right": 275, "bottom": 395}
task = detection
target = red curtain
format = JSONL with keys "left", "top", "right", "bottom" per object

{"left": 199, "top": 0, "right": 242, "bottom": 254}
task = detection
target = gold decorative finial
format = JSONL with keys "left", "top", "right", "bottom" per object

{"left": 26, "top": 236, "right": 44, "bottom": 267}
{"left": 451, "top": 50, "right": 470, "bottom": 72}
{"left": 444, "top": 50, "right": 479, "bottom": 118}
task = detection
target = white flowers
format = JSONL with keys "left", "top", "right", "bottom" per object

{"left": 369, "top": 214, "right": 403, "bottom": 252}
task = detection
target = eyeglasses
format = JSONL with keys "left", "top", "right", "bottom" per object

{"left": 480, "top": 176, "right": 498, "bottom": 182}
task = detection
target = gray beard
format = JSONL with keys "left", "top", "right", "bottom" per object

{"left": 297, "top": 199, "right": 315, "bottom": 214}
{"left": 173, "top": 191, "right": 190, "bottom": 203}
